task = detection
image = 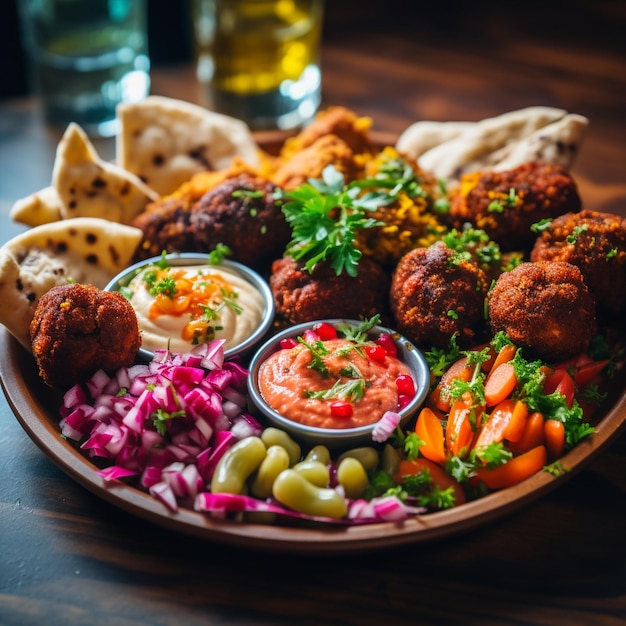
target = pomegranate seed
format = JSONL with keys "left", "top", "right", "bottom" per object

{"left": 397, "top": 394, "right": 412, "bottom": 410}
{"left": 279, "top": 337, "right": 298, "bottom": 350}
{"left": 365, "top": 345, "right": 387, "bottom": 363}
{"left": 376, "top": 333, "right": 398, "bottom": 357}
{"left": 313, "top": 322, "right": 337, "bottom": 341}
{"left": 302, "top": 329, "right": 320, "bottom": 343}
{"left": 396, "top": 374, "right": 416, "bottom": 397}
{"left": 330, "top": 401, "right": 353, "bottom": 418}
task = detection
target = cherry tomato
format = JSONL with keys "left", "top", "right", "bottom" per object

{"left": 330, "top": 401, "right": 353, "bottom": 418}
{"left": 573, "top": 359, "right": 610, "bottom": 388}
{"left": 543, "top": 369, "right": 576, "bottom": 408}
{"left": 375, "top": 333, "right": 398, "bottom": 358}
{"left": 313, "top": 322, "right": 338, "bottom": 341}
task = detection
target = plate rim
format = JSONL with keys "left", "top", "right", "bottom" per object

{"left": 2, "top": 325, "right": 625, "bottom": 554}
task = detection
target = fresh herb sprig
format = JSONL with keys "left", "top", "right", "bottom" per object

{"left": 278, "top": 165, "right": 385, "bottom": 277}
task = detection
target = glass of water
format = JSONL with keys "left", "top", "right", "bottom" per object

{"left": 18, "top": 0, "right": 151, "bottom": 137}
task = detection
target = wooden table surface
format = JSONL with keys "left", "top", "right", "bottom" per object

{"left": 1, "top": 4, "right": 626, "bottom": 625}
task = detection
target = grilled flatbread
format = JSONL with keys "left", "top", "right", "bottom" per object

{"left": 116, "top": 95, "right": 260, "bottom": 196}
{"left": 9, "top": 186, "right": 63, "bottom": 227}
{"left": 396, "top": 106, "right": 587, "bottom": 181}
{"left": 52, "top": 123, "right": 159, "bottom": 224}
{"left": 0, "top": 217, "right": 142, "bottom": 349}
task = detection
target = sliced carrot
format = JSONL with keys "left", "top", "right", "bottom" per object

{"left": 414, "top": 407, "right": 447, "bottom": 465}
{"left": 394, "top": 458, "right": 466, "bottom": 505}
{"left": 486, "top": 343, "right": 517, "bottom": 375}
{"left": 430, "top": 356, "right": 473, "bottom": 413}
{"left": 445, "top": 392, "right": 479, "bottom": 457}
{"left": 484, "top": 362, "right": 517, "bottom": 407}
{"left": 502, "top": 399, "right": 529, "bottom": 443}
{"left": 474, "top": 445, "right": 547, "bottom": 489}
{"left": 508, "top": 411, "right": 544, "bottom": 454}
{"left": 544, "top": 419, "right": 566, "bottom": 460}
{"left": 473, "top": 398, "right": 515, "bottom": 451}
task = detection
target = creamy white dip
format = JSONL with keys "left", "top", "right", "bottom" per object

{"left": 126, "top": 264, "right": 265, "bottom": 353}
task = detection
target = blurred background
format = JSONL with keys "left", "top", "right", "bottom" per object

{"left": 2, "top": 0, "right": 625, "bottom": 100}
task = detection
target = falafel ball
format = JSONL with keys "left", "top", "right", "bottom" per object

{"left": 133, "top": 172, "right": 290, "bottom": 271}
{"left": 530, "top": 210, "right": 626, "bottom": 320}
{"left": 448, "top": 162, "right": 582, "bottom": 251}
{"left": 188, "top": 173, "right": 290, "bottom": 269}
{"left": 487, "top": 261, "right": 597, "bottom": 362}
{"left": 270, "top": 255, "right": 390, "bottom": 324}
{"left": 30, "top": 283, "right": 141, "bottom": 389}
{"left": 390, "top": 241, "right": 490, "bottom": 348}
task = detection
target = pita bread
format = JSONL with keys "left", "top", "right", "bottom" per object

{"left": 492, "top": 113, "right": 588, "bottom": 172}
{"left": 9, "top": 186, "right": 63, "bottom": 227}
{"left": 0, "top": 217, "right": 142, "bottom": 349}
{"left": 52, "top": 123, "right": 159, "bottom": 224}
{"left": 116, "top": 95, "right": 260, "bottom": 196}
{"left": 395, "top": 120, "right": 473, "bottom": 160}
{"left": 403, "top": 106, "right": 580, "bottom": 180}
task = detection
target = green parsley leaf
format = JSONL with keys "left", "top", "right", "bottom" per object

{"left": 278, "top": 165, "right": 385, "bottom": 277}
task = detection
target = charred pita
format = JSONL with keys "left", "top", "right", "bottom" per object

{"left": 52, "top": 123, "right": 159, "bottom": 224}
{"left": 116, "top": 95, "right": 260, "bottom": 196}
{"left": 0, "top": 217, "right": 142, "bottom": 350}
{"left": 396, "top": 106, "right": 587, "bottom": 181}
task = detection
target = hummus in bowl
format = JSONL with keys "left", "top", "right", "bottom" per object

{"left": 105, "top": 252, "right": 275, "bottom": 361}
{"left": 247, "top": 318, "right": 431, "bottom": 448}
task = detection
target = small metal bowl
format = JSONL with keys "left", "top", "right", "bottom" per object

{"left": 104, "top": 252, "right": 275, "bottom": 362}
{"left": 247, "top": 319, "right": 431, "bottom": 450}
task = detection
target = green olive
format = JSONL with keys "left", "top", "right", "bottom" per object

{"left": 250, "top": 445, "right": 291, "bottom": 499}
{"left": 260, "top": 427, "right": 301, "bottom": 466}
{"left": 336, "top": 457, "right": 369, "bottom": 499}
{"left": 210, "top": 436, "right": 266, "bottom": 494}
{"left": 292, "top": 459, "right": 330, "bottom": 487}
{"left": 337, "top": 446, "right": 379, "bottom": 473}
{"left": 304, "top": 444, "right": 331, "bottom": 466}
{"left": 272, "top": 469, "right": 348, "bottom": 519}
{"left": 381, "top": 443, "right": 401, "bottom": 477}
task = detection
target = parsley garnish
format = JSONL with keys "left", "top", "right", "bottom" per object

{"left": 207, "top": 243, "right": 232, "bottom": 265}
{"left": 305, "top": 378, "right": 367, "bottom": 403}
{"left": 278, "top": 165, "right": 385, "bottom": 277}
{"left": 298, "top": 337, "right": 330, "bottom": 377}
{"left": 151, "top": 408, "right": 186, "bottom": 436}
{"left": 150, "top": 275, "right": 177, "bottom": 298}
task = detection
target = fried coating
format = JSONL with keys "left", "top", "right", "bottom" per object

{"left": 487, "top": 261, "right": 597, "bottom": 362}
{"left": 271, "top": 134, "right": 364, "bottom": 190}
{"left": 132, "top": 172, "right": 290, "bottom": 271}
{"left": 279, "top": 106, "right": 375, "bottom": 158}
{"left": 390, "top": 242, "right": 490, "bottom": 348}
{"left": 30, "top": 283, "right": 141, "bottom": 388}
{"left": 270, "top": 255, "right": 390, "bottom": 324}
{"left": 530, "top": 210, "right": 626, "bottom": 320}
{"left": 448, "top": 162, "right": 582, "bottom": 251}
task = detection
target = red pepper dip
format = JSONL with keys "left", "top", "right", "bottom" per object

{"left": 257, "top": 321, "right": 415, "bottom": 429}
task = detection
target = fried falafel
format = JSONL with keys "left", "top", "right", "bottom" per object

{"left": 487, "top": 261, "right": 597, "bottom": 362}
{"left": 389, "top": 241, "right": 490, "bottom": 348}
{"left": 132, "top": 172, "right": 290, "bottom": 271}
{"left": 30, "top": 283, "right": 141, "bottom": 388}
{"left": 530, "top": 209, "right": 626, "bottom": 320}
{"left": 270, "top": 255, "right": 390, "bottom": 324}
{"left": 448, "top": 162, "right": 582, "bottom": 251}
